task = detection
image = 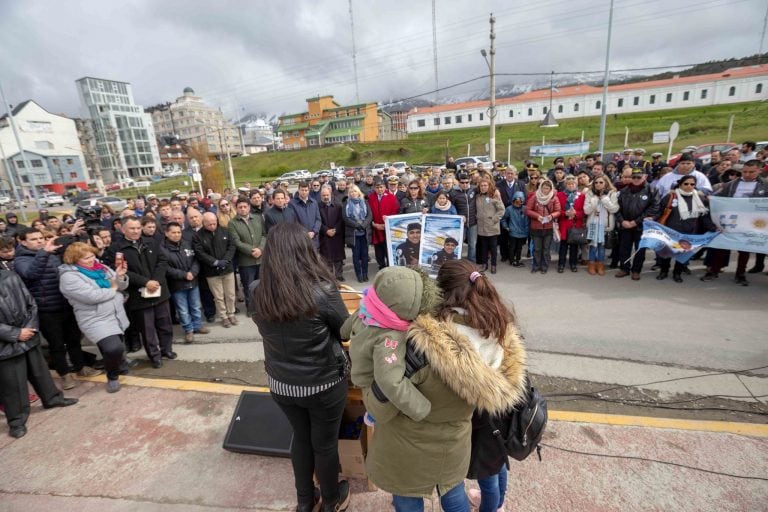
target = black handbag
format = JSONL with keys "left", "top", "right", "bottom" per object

{"left": 604, "top": 230, "right": 618, "bottom": 250}
{"left": 566, "top": 227, "right": 587, "bottom": 245}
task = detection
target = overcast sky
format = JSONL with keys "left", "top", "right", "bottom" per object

{"left": 1, "top": 0, "right": 765, "bottom": 120}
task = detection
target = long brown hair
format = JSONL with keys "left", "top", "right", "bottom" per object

{"left": 436, "top": 259, "right": 516, "bottom": 341}
{"left": 252, "top": 222, "right": 336, "bottom": 322}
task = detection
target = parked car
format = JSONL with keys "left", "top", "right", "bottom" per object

{"left": 39, "top": 193, "right": 65, "bottom": 207}
{"left": 331, "top": 169, "right": 346, "bottom": 181}
{"left": 372, "top": 162, "right": 391, "bottom": 174}
{"left": 455, "top": 156, "right": 493, "bottom": 171}
{"left": 755, "top": 141, "right": 768, "bottom": 152}
{"left": 313, "top": 170, "right": 332, "bottom": 179}
{"left": 668, "top": 143, "right": 737, "bottom": 167}
{"left": 76, "top": 196, "right": 128, "bottom": 217}
{"left": 69, "top": 190, "right": 100, "bottom": 205}
{"left": 391, "top": 161, "right": 408, "bottom": 174}
{"left": 0, "top": 196, "right": 19, "bottom": 208}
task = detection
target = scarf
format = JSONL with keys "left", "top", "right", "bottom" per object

{"left": 676, "top": 188, "right": 708, "bottom": 220}
{"left": 587, "top": 192, "right": 609, "bottom": 247}
{"left": 345, "top": 197, "right": 367, "bottom": 223}
{"left": 565, "top": 189, "right": 580, "bottom": 210}
{"left": 358, "top": 287, "right": 410, "bottom": 331}
{"left": 76, "top": 262, "right": 111, "bottom": 289}
{"left": 433, "top": 199, "right": 453, "bottom": 212}
{"left": 535, "top": 180, "right": 555, "bottom": 205}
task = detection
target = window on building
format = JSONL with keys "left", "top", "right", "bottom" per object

{"left": 70, "top": 172, "right": 78, "bottom": 179}
{"left": 66, "top": 158, "right": 74, "bottom": 165}
{"left": 595, "top": 100, "right": 601, "bottom": 109}
{"left": 509, "top": 110, "right": 514, "bottom": 117}
{"left": 543, "top": 107, "right": 548, "bottom": 114}
{"left": 52, "top": 158, "right": 60, "bottom": 165}
{"left": 479, "top": 113, "right": 484, "bottom": 121}
{"left": 729, "top": 86, "right": 736, "bottom": 97}
{"left": 15, "top": 161, "right": 24, "bottom": 169}
{"left": 650, "top": 95, "right": 656, "bottom": 104}
{"left": 434, "top": 118, "right": 440, "bottom": 126}
{"left": 468, "top": 114, "right": 473, "bottom": 122}
{"left": 31, "top": 160, "right": 43, "bottom": 168}
{"left": 666, "top": 93, "right": 673, "bottom": 102}
{"left": 617, "top": 98, "right": 624, "bottom": 108}
{"left": 455, "top": 115, "right": 462, "bottom": 123}
{"left": 444, "top": 117, "right": 451, "bottom": 125}
{"left": 417, "top": 119, "right": 426, "bottom": 128}
{"left": 21, "top": 175, "right": 29, "bottom": 183}
{"left": 756, "top": 83, "right": 763, "bottom": 94}
{"left": 527, "top": 108, "right": 533, "bottom": 116}
{"left": 683, "top": 91, "right": 690, "bottom": 101}
{"left": 574, "top": 103, "right": 580, "bottom": 112}
{"left": 701, "top": 89, "right": 708, "bottom": 99}
{"left": 557, "top": 105, "right": 563, "bottom": 113}
{"left": 633, "top": 97, "right": 639, "bottom": 106}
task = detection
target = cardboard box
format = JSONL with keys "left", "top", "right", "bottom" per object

{"left": 338, "top": 403, "right": 368, "bottom": 480}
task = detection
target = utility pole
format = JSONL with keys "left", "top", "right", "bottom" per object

{"left": 348, "top": 0, "right": 360, "bottom": 104}
{"left": 488, "top": 14, "right": 496, "bottom": 162}
{"left": 0, "top": 82, "right": 41, "bottom": 209}
{"left": 598, "top": 0, "right": 615, "bottom": 155}
{"left": 432, "top": 0, "right": 439, "bottom": 104}
{"left": 0, "top": 134, "right": 28, "bottom": 221}
{"left": 759, "top": 2, "right": 768, "bottom": 64}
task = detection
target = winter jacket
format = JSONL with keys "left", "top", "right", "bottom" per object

{"left": 342, "top": 267, "right": 435, "bottom": 425}
{"left": 658, "top": 192, "right": 716, "bottom": 234}
{"left": 616, "top": 184, "right": 660, "bottom": 231}
{"left": 289, "top": 197, "right": 322, "bottom": 248}
{"left": 496, "top": 179, "right": 527, "bottom": 208}
{"left": 525, "top": 195, "right": 562, "bottom": 231}
{"left": 228, "top": 214, "right": 265, "bottom": 268}
{"left": 161, "top": 238, "right": 200, "bottom": 292}
{"left": 319, "top": 201, "right": 346, "bottom": 263}
{"left": 192, "top": 227, "right": 236, "bottom": 277}
{"left": 556, "top": 190, "right": 586, "bottom": 241}
{"left": 252, "top": 282, "right": 349, "bottom": 387}
{"left": 450, "top": 187, "right": 478, "bottom": 226}
{"left": 342, "top": 199, "right": 373, "bottom": 247}
{"left": 475, "top": 193, "right": 505, "bottom": 236}
{"left": 14, "top": 246, "right": 70, "bottom": 313}
{"left": 264, "top": 205, "right": 297, "bottom": 234}
{"left": 400, "top": 196, "right": 430, "bottom": 214}
{"left": 500, "top": 204, "right": 530, "bottom": 239}
{"left": 583, "top": 189, "right": 619, "bottom": 233}
{"left": 429, "top": 203, "right": 458, "bottom": 215}
{"left": 112, "top": 236, "right": 171, "bottom": 311}
{"left": 58, "top": 264, "right": 130, "bottom": 343}
{"left": 364, "top": 314, "right": 527, "bottom": 497}
{"left": 368, "top": 191, "right": 400, "bottom": 245}
{"left": 0, "top": 270, "right": 40, "bottom": 361}
{"left": 714, "top": 178, "right": 768, "bottom": 198}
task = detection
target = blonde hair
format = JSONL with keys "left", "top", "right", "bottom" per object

{"left": 63, "top": 242, "right": 98, "bottom": 265}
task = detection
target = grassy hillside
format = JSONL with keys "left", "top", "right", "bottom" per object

{"left": 124, "top": 101, "right": 767, "bottom": 195}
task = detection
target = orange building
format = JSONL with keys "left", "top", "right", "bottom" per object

{"left": 277, "top": 95, "right": 380, "bottom": 150}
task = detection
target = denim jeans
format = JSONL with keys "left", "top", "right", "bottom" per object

{"left": 238, "top": 265, "right": 260, "bottom": 314}
{"left": 466, "top": 224, "right": 478, "bottom": 262}
{"left": 392, "top": 482, "right": 469, "bottom": 512}
{"left": 478, "top": 465, "right": 507, "bottom": 512}
{"left": 171, "top": 287, "right": 203, "bottom": 333}
{"left": 352, "top": 234, "right": 369, "bottom": 278}
{"left": 531, "top": 228, "right": 553, "bottom": 271}
{"left": 588, "top": 243, "right": 606, "bottom": 262}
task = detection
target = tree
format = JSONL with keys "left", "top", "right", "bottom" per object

{"left": 188, "top": 141, "right": 225, "bottom": 193}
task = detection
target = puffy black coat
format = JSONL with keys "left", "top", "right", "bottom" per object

{"left": 112, "top": 236, "right": 170, "bottom": 311}
{"left": 161, "top": 238, "right": 200, "bottom": 292}
{"left": 659, "top": 193, "right": 717, "bottom": 234}
{"left": 264, "top": 205, "right": 297, "bottom": 234}
{"left": 450, "top": 187, "right": 478, "bottom": 226}
{"left": 399, "top": 196, "right": 430, "bottom": 214}
{"left": 192, "top": 227, "right": 236, "bottom": 277}
{"left": 0, "top": 270, "right": 40, "bottom": 361}
{"left": 616, "top": 184, "right": 660, "bottom": 231}
{"left": 251, "top": 283, "right": 349, "bottom": 387}
{"left": 14, "top": 245, "right": 70, "bottom": 313}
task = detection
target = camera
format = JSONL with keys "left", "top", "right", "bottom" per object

{"left": 75, "top": 203, "right": 103, "bottom": 228}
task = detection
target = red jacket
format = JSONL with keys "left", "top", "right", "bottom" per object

{"left": 556, "top": 190, "right": 586, "bottom": 240}
{"left": 525, "top": 194, "right": 562, "bottom": 231}
{"left": 368, "top": 191, "right": 399, "bottom": 244}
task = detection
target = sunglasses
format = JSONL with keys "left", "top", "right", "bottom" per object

{"left": 408, "top": 186, "right": 419, "bottom": 190}
{"left": 680, "top": 181, "right": 696, "bottom": 186}
{"left": 631, "top": 176, "right": 644, "bottom": 180}
{"left": 460, "top": 181, "right": 470, "bottom": 184}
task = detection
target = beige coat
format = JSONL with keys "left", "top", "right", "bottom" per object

{"left": 475, "top": 193, "right": 505, "bottom": 236}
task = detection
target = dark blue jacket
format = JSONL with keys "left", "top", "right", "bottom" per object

{"left": 14, "top": 245, "right": 70, "bottom": 313}
{"left": 290, "top": 197, "right": 322, "bottom": 248}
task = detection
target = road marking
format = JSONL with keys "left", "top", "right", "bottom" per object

{"left": 77, "top": 375, "right": 768, "bottom": 437}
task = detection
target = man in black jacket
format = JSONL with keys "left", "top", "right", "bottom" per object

{"left": 193, "top": 213, "right": 237, "bottom": 328}
{"left": 0, "top": 270, "right": 77, "bottom": 438}
{"left": 450, "top": 172, "right": 478, "bottom": 261}
{"left": 495, "top": 166, "right": 527, "bottom": 262}
{"left": 162, "top": 222, "right": 209, "bottom": 343}
{"left": 15, "top": 228, "right": 102, "bottom": 389}
{"left": 264, "top": 190, "right": 297, "bottom": 234}
{"left": 112, "top": 217, "right": 175, "bottom": 368}
{"left": 615, "top": 170, "right": 660, "bottom": 280}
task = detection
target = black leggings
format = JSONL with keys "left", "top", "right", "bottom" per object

{"left": 97, "top": 334, "right": 126, "bottom": 381}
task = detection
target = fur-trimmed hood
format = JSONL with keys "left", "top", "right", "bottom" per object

{"left": 407, "top": 314, "right": 527, "bottom": 416}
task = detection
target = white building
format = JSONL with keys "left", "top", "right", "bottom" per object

{"left": 407, "top": 64, "right": 768, "bottom": 133}
{"left": 76, "top": 76, "right": 162, "bottom": 183}
{"left": 241, "top": 118, "right": 276, "bottom": 154}
{"left": 0, "top": 100, "right": 89, "bottom": 198}
{"left": 149, "top": 87, "right": 241, "bottom": 158}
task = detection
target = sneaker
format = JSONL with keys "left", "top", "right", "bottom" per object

{"left": 194, "top": 326, "right": 211, "bottom": 334}
{"left": 221, "top": 318, "right": 232, "bottom": 328}
{"left": 184, "top": 332, "right": 194, "bottom": 344}
{"left": 467, "top": 488, "right": 481, "bottom": 508}
{"left": 106, "top": 379, "right": 121, "bottom": 393}
{"left": 321, "top": 480, "right": 350, "bottom": 512}
{"left": 77, "top": 366, "right": 104, "bottom": 378}
{"left": 228, "top": 315, "right": 239, "bottom": 326}
{"left": 62, "top": 373, "right": 77, "bottom": 390}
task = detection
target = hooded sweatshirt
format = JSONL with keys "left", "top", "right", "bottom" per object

{"left": 500, "top": 191, "right": 530, "bottom": 238}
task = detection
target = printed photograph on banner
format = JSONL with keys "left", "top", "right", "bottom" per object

{"left": 419, "top": 214, "right": 465, "bottom": 277}
{"left": 708, "top": 197, "right": 768, "bottom": 254}
{"left": 384, "top": 213, "right": 423, "bottom": 267}
{"left": 638, "top": 220, "right": 720, "bottom": 263}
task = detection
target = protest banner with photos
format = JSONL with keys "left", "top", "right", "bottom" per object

{"left": 638, "top": 220, "right": 721, "bottom": 263}
{"left": 418, "top": 214, "right": 465, "bottom": 277}
{"left": 708, "top": 197, "right": 768, "bottom": 255}
{"left": 384, "top": 213, "right": 423, "bottom": 267}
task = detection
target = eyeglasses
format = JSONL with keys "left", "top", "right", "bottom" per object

{"left": 408, "top": 186, "right": 419, "bottom": 190}
{"left": 631, "top": 176, "right": 644, "bottom": 180}
{"left": 460, "top": 181, "right": 470, "bottom": 185}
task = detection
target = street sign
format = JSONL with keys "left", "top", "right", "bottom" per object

{"left": 192, "top": 173, "right": 202, "bottom": 182}
{"left": 653, "top": 131, "right": 670, "bottom": 144}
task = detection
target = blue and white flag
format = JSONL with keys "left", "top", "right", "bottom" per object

{"left": 529, "top": 141, "right": 590, "bottom": 157}
{"left": 638, "top": 220, "right": 721, "bottom": 263}
{"left": 708, "top": 197, "right": 768, "bottom": 255}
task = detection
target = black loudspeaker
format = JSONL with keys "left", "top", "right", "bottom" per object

{"left": 223, "top": 391, "right": 293, "bottom": 457}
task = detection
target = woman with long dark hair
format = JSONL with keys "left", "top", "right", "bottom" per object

{"left": 251, "top": 222, "right": 350, "bottom": 512}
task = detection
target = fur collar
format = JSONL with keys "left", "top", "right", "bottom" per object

{"left": 408, "top": 315, "right": 527, "bottom": 415}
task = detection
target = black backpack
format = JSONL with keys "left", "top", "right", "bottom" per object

{"left": 489, "top": 374, "right": 548, "bottom": 465}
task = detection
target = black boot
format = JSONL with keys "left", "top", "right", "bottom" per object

{"left": 321, "top": 480, "right": 350, "bottom": 512}
{"left": 570, "top": 264, "right": 578, "bottom": 272}
{"left": 557, "top": 265, "right": 565, "bottom": 273}
{"left": 656, "top": 271, "right": 668, "bottom": 280}
{"left": 672, "top": 272, "right": 683, "bottom": 283}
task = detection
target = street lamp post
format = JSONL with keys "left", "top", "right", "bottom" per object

{"left": 481, "top": 13, "right": 496, "bottom": 162}
{"left": 540, "top": 71, "right": 559, "bottom": 128}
